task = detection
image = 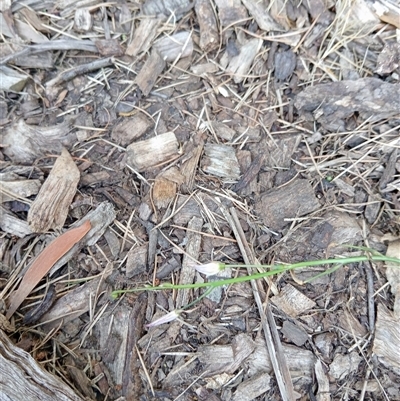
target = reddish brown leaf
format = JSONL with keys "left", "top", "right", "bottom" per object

{"left": 6, "top": 220, "right": 91, "bottom": 319}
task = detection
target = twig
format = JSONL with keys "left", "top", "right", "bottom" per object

{"left": 0, "top": 40, "right": 98, "bottom": 65}
{"left": 46, "top": 57, "right": 115, "bottom": 87}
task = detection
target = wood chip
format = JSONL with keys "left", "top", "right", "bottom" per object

{"left": 242, "top": 0, "right": 284, "bottom": 31}
{"left": 379, "top": 148, "right": 397, "bottom": 190}
{"left": 295, "top": 78, "right": 400, "bottom": 131}
{"left": 329, "top": 351, "right": 362, "bottom": 380}
{"left": 214, "top": 0, "right": 248, "bottom": 27}
{"left": 2, "top": 119, "right": 74, "bottom": 164}
{"left": 180, "top": 132, "right": 204, "bottom": 191}
{"left": 153, "top": 168, "right": 184, "bottom": 209}
{"left": 28, "top": 148, "right": 80, "bottom": 232}
{"left": 126, "top": 17, "right": 161, "bottom": 57}
{"left": 74, "top": 8, "right": 93, "bottom": 32}
{"left": 142, "top": 0, "right": 194, "bottom": 19}
{"left": 271, "top": 284, "right": 316, "bottom": 317}
{"left": 232, "top": 372, "right": 271, "bottom": 401}
{"left": 0, "top": 179, "right": 41, "bottom": 203}
{"left": 385, "top": 239, "right": 400, "bottom": 318}
{"left": 227, "top": 38, "right": 262, "bottom": 83}
{"left": 126, "top": 132, "right": 179, "bottom": 171}
{"left": 111, "top": 114, "right": 151, "bottom": 146}
{"left": 0, "top": 207, "right": 33, "bottom": 238}
{"left": 95, "top": 39, "right": 124, "bottom": 57}
{"left": 373, "top": 304, "right": 400, "bottom": 374}
{"left": 153, "top": 31, "right": 193, "bottom": 62}
{"left": 364, "top": 194, "right": 381, "bottom": 224}
{"left": 315, "top": 359, "right": 330, "bottom": 401}
{"left": 274, "top": 49, "right": 297, "bottom": 81}
{"left": 135, "top": 50, "right": 165, "bottom": 96}
{"left": 126, "top": 244, "right": 148, "bottom": 278}
{"left": 175, "top": 216, "right": 203, "bottom": 309}
{"left": 201, "top": 143, "right": 241, "bottom": 179}
{"left": 255, "top": 179, "right": 320, "bottom": 231}
{"left": 281, "top": 321, "right": 309, "bottom": 347}
{"left": 39, "top": 265, "right": 112, "bottom": 330}
{"left": 195, "top": 0, "right": 219, "bottom": 52}
{"left": 376, "top": 42, "right": 400, "bottom": 74}
{"left": 0, "top": 65, "right": 28, "bottom": 91}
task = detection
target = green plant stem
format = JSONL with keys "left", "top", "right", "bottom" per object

{"left": 111, "top": 254, "right": 400, "bottom": 297}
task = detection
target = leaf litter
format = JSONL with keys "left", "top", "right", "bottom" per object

{"left": 0, "top": 0, "right": 400, "bottom": 400}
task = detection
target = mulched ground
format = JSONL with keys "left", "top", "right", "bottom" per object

{"left": 1, "top": 0, "right": 400, "bottom": 400}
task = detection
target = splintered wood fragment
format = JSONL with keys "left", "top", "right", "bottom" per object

{"left": 234, "top": 150, "right": 266, "bottom": 195}
{"left": 0, "top": 179, "right": 41, "bottom": 202}
{"left": 0, "top": 65, "right": 27, "bottom": 91}
{"left": 202, "top": 143, "right": 240, "bottom": 179}
{"left": 126, "top": 17, "right": 161, "bottom": 56}
{"left": 46, "top": 57, "right": 114, "bottom": 88}
{"left": 227, "top": 39, "right": 262, "bottom": 83}
{"left": 364, "top": 194, "right": 380, "bottom": 224}
{"left": 232, "top": 373, "right": 271, "bottom": 401}
{"left": 373, "top": 304, "right": 400, "bottom": 373}
{"left": 153, "top": 31, "right": 193, "bottom": 62}
{"left": 330, "top": 352, "right": 362, "bottom": 380}
{"left": 195, "top": 0, "right": 219, "bottom": 51}
{"left": 241, "top": 0, "right": 284, "bottom": 31}
{"left": 153, "top": 167, "right": 184, "bottom": 209}
{"left": 19, "top": 8, "right": 50, "bottom": 33}
{"left": 2, "top": 119, "right": 73, "bottom": 164}
{"left": 0, "top": 40, "right": 98, "bottom": 66}
{"left": 74, "top": 8, "right": 93, "bottom": 32}
{"left": 126, "top": 132, "right": 179, "bottom": 171}
{"left": 126, "top": 244, "right": 148, "bottom": 278}
{"left": 142, "top": 0, "right": 194, "bottom": 19}
{"left": 255, "top": 179, "right": 320, "bottom": 231}
{"left": 249, "top": 337, "right": 315, "bottom": 375}
{"left": 28, "top": 148, "right": 80, "bottom": 232}
{"left": 135, "top": 50, "right": 165, "bottom": 95}
{"left": 271, "top": 284, "right": 316, "bottom": 317}
{"left": 14, "top": 19, "right": 49, "bottom": 43}
{"left": 214, "top": 0, "right": 248, "bottom": 26}
{"left": 294, "top": 78, "right": 400, "bottom": 131}
{"left": 40, "top": 266, "right": 112, "bottom": 330}
{"left": 379, "top": 148, "right": 397, "bottom": 190}
{"left": 281, "top": 321, "right": 308, "bottom": 347}
{"left": 315, "top": 360, "right": 330, "bottom": 401}
{"left": 180, "top": 132, "right": 204, "bottom": 191}
{"left": 6, "top": 220, "right": 91, "bottom": 319}
{"left": 274, "top": 49, "right": 296, "bottom": 81}
{"left": 372, "top": 0, "right": 400, "bottom": 28}
{"left": 112, "top": 114, "right": 152, "bottom": 146}
{"left": 198, "top": 333, "right": 315, "bottom": 380}
{"left": 95, "top": 39, "right": 124, "bottom": 56}
{"left": 376, "top": 42, "right": 400, "bottom": 74}
{"left": 0, "top": 329, "right": 83, "bottom": 401}
{"left": 0, "top": 206, "right": 33, "bottom": 238}
{"left": 385, "top": 240, "right": 400, "bottom": 318}
{"left": 176, "top": 216, "right": 203, "bottom": 309}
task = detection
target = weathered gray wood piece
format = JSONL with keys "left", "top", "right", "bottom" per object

{"left": 0, "top": 329, "right": 83, "bottom": 400}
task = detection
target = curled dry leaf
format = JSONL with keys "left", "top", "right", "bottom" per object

{"left": 6, "top": 220, "right": 91, "bottom": 319}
